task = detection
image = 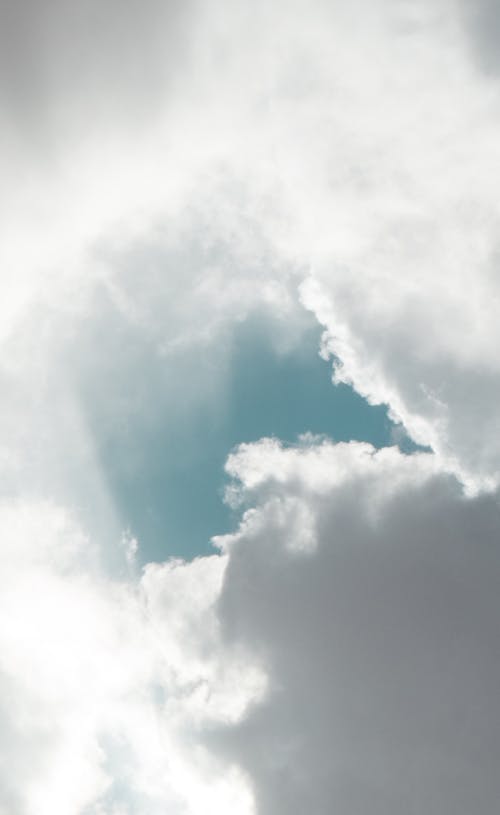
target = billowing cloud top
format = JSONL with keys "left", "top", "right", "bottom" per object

{"left": 1, "top": 0, "right": 500, "bottom": 813}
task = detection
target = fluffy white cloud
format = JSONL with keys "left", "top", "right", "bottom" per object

{"left": 4, "top": 0, "right": 500, "bottom": 484}
{"left": 0, "top": 500, "right": 263, "bottom": 815}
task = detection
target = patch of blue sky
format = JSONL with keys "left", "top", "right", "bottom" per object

{"left": 74, "top": 303, "right": 423, "bottom": 564}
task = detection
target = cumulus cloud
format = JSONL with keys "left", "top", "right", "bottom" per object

{"left": 1, "top": 442, "right": 499, "bottom": 813}
{"left": 212, "top": 440, "right": 500, "bottom": 814}
{"left": 2, "top": 0, "right": 500, "bottom": 812}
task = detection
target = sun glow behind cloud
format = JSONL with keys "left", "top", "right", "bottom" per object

{"left": 2, "top": 0, "right": 500, "bottom": 813}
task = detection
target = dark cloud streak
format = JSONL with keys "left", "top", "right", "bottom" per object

{"left": 460, "top": 0, "right": 500, "bottom": 74}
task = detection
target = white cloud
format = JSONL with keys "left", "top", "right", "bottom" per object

{"left": 2, "top": 1, "right": 500, "bottom": 812}
{"left": 3, "top": 0, "right": 498, "bottom": 486}
{"left": 0, "top": 500, "right": 263, "bottom": 814}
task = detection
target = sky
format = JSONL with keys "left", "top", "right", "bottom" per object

{"left": 89, "top": 311, "right": 402, "bottom": 563}
{"left": 1, "top": 1, "right": 500, "bottom": 813}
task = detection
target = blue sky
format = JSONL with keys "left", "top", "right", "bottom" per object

{"left": 86, "top": 312, "right": 418, "bottom": 563}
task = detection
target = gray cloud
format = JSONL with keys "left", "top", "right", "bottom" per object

{"left": 0, "top": 0, "right": 192, "bottom": 142}
{"left": 211, "top": 442, "right": 500, "bottom": 814}
{"left": 460, "top": 0, "right": 500, "bottom": 74}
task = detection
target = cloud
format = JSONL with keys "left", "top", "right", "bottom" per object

{"left": 3, "top": 443, "right": 499, "bottom": 814}
{"left": 211, "top": 439, "right": 500, "bottom": 814}
{"left": 0, "top": 499, "right": 264, "bottom": 814}
{"left": 2, "top": 1, "right": 500, "bottom": 812}
{"left": 4, "top": 0, "right": 500, "bottom": 494}
{"left": 0, "top": 0, "right": 192, "bottom": 133}
{"left": 459, "top": 0, "right": 500, "bottom": 74}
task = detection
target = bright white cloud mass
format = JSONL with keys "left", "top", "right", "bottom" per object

{"left": 1, "top": 1, "right": 500, "bottom": 813}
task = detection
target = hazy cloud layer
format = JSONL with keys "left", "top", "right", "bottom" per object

{"left": 460, "top": 0, "right": 500, "bottom": 74}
